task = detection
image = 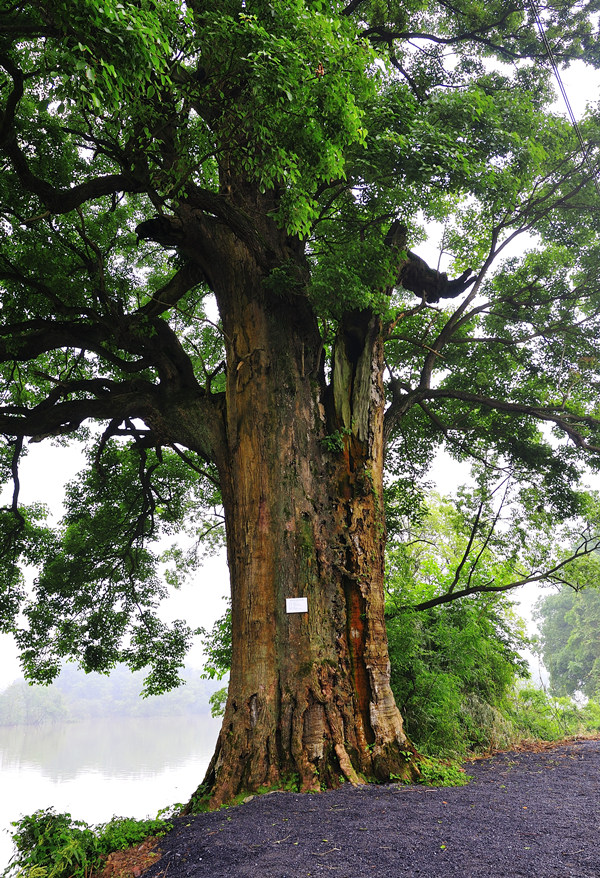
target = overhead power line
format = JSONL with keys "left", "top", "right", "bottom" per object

{"left": 528, "top": 0, "right": 600, "bottom": 201}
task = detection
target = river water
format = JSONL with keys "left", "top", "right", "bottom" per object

{"left": 0, "top": 714, "right": 222, "bottom": 871}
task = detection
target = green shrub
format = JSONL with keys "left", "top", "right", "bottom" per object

{"left": 96, "top": 815, "right": 172, "bottom": 854}
{"left": 580, "top": 698, "right": 600, "bottom": 731}
{"left": 208, "top": 686, "right": 228, "bottom": 718}
{"left": 3, "top": 809, "right": 101, "bottom": 878}
{"left": 415, "top": 755, "right": 472, "bottom": 787}
{"left": 3, "top": 809, "right": 172, "bottom": 878}
{"left": 386, "top": 598, "right": 528, "bottom": 757}
{"left": 505, "top": 685, "right": 599, "bottom": 740}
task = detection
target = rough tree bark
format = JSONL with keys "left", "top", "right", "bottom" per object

{"left": 180, "top": 201, "right": 416, "bottom": 809}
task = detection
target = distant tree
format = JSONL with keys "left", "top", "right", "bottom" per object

{"left": 0, "top": 679, "right": 68, "bottom": 726}
{"left": 535, "top": 578, "right": 600, "bottom": 698}
{"left": 2, "top": 0, "right": 600, "bottom": 806}
{"left": 0, "top": 665, "right": 220, "bottom": 725}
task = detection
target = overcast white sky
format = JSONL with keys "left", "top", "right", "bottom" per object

{"left": 0, "top": 443, "right": 230, "bottom": 689}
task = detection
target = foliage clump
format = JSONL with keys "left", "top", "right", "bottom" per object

{"left": 411, "top": 755, "right": 472, "bottom": 787}
{"left": 505, "top": 685, "right": 600, "bottom": 741}
{"left": 3, "top": 809, "right": 172, "bottom": 878}
{"left": 386, "top": 598, "right": 529, "bottom": 757}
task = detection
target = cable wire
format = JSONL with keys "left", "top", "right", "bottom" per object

{"left": 528, "top": 0, "right": 600, "bottom": 200}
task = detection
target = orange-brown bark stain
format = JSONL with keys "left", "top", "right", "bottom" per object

{"left": 344, "top": 579, "right": 375, "bottom": 746}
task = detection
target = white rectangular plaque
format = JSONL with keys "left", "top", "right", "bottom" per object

{"left": 286, "top": 597, "right": 308, "bottom": 614}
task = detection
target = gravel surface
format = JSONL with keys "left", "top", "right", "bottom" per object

{"left": 144, "top": 739, "right": 600, "bottom": 878}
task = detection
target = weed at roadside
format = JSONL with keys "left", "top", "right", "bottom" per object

{"left": 2, "top": 808, "right": 173, "bottom": 878}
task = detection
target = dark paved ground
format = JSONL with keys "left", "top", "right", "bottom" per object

{"left": 144, "top": 739, "right": 600, "bottom": 878}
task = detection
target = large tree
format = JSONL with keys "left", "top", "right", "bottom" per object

{"left": 2, "top": 0, "right": 600, "bottom": 806}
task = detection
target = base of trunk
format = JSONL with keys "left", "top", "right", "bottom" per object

{"left": 185, "top": 665, "right": 419, "bottom": 811}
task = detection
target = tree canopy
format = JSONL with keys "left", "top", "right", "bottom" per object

{"left": 3, "top": 0, "right": 600, "bottom": 801}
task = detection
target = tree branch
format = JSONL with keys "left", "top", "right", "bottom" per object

{"left": 9, "top": 436, "right": 25, "bottom": 526}
{"left": 0, "top": 381, "right": 156, "bottom": 441}
{"left": 446, "top": 498, "right": 484, "bottom": 595}
{"left": 340, "top": 0, "right": 367, "bottom": 16}
{"left": 386, "top": 386, "right": 600, "bottom": 453}
{"left": 0, "top": 54, "right": 145, "bottom": 213}
{"left": 410, "top": 536, "right": 600, "bottom": 611}
{"left": 0, "top": 319, "right": 143, "bottom": 373}
{"left": 0, "top": 374, "right": 226, "bottom": 464}
{"left": 139, "top": 261, "right": 208, "bottom": 318}
{"left": 359, "top": 5, "right": 577, "bottom": 65}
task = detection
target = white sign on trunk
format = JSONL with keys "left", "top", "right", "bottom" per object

{"left": 286, "top": 597, "right": 308, "bottom": 614}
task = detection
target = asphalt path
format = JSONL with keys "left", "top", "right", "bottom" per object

{"left": 143, "top": 739, "right": 600, "bottom": 878}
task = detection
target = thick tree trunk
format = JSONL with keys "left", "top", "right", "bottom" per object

{"left": 188, "top": 230, "right": 416, "bottom": 810}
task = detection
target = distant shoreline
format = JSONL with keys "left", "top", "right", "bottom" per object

{"left": 0, "top": 666, "right": 224, "bottom": 727}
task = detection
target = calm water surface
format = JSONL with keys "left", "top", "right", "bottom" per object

{"left": 0, "top": 715, "right": 221, "bottom": 870}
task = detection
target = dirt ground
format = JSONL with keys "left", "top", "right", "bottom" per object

{"left": 131, "top": 738, "right": 600, "bottom": 878}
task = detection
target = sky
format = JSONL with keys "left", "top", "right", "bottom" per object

{"left": 1, "top": 58, "right": 599, "bottom": 693}
{"left": 0, "top": 444, "right": 230, "bottom": 689}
